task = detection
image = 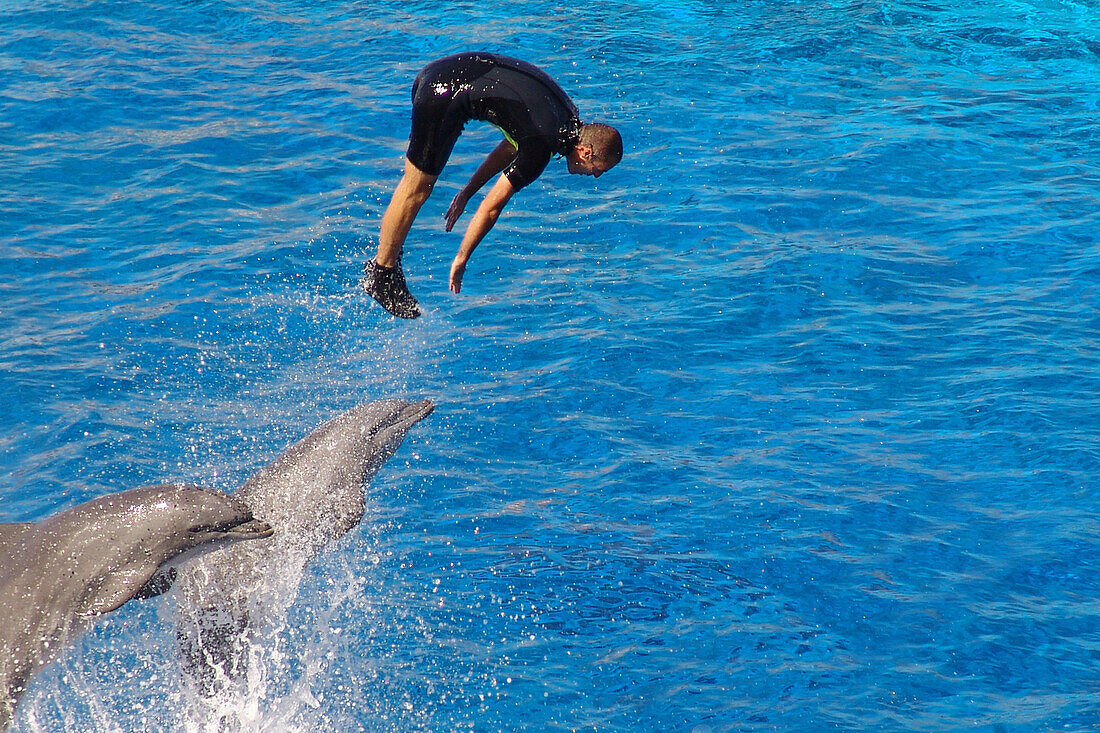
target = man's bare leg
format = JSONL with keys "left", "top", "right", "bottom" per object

{"left": 375, "top": 159, "right": 438, "bottom": 267}
{"left": 362, "top": 160, "right": 438, "bottom": 319}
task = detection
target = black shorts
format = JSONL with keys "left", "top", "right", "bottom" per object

{"left": 404, "top": 60, "right": 472, "bottom": 176}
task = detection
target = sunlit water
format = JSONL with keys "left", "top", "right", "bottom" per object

{"left": 3, "top": 1, "right": 1100, "bottom": 731}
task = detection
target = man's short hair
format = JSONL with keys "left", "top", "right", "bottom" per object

{"left": 580, "top": 123, "right": 623, "bottom": 166}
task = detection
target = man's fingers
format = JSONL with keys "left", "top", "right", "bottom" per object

{"left": 449, "top": 260, "right": 465, "bottom": 293}
{"left": 445, "top": 195, "right": 466, "bottom": 233}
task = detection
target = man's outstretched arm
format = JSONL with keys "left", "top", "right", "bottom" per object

{"left": 445, "top": 140, "right": 517, "bottom": 232}
{"left": 449, "top": 174, "right": 516, "bottom": 293}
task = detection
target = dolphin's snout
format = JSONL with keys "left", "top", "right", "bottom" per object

{"left": 404, "top": 398, "right": 435, "bottom": 423}
{"left": 232, "top": 518, "right": 274, "bottom": 540}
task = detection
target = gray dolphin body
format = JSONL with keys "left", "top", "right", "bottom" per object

{"left": 0, "top": 484, "right": 273, "bottom": 729}
{"left": 174, "top": 398, "right": 434, "bottom": 698}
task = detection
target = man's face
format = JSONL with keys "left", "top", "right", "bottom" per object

{"left": 567, "top": 145, "right": 615, "bottom": 178}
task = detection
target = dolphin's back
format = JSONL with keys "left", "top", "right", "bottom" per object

{"left": 0, "top": 523, "right": 33, "bottom": 558}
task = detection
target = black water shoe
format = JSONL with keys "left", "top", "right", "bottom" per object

{"left": 361, "top": 259, "right": 421, "bottom": 319}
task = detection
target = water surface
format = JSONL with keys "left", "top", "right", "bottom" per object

{"left": 3, "top": 0, "right": 1100, "bottom": 730}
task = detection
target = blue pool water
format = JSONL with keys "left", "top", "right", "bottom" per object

{"left": 3, "top": 0, "right": 1100, "bottom": 730}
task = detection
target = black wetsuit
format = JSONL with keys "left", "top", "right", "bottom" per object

{"left": 406, "top": 52, "right": 582, "bottom": 190}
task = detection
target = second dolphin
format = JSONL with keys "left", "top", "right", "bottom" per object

{"left": 173, "top": 398, "right": 434, "bottom": 699}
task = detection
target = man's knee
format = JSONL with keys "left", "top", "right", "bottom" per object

{"left": 400, "top": 162, "right": 437, "bottom": 203}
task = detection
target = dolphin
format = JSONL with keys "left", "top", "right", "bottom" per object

{"left": 0, "top": 483, "right": 273, "bottom": 729}
{"left": 173, "top": 398, "right": 434, "bottom": 699}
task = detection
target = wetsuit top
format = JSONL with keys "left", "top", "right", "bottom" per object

{"left": 409, "top": 52, "right": 582, "bottom": 190}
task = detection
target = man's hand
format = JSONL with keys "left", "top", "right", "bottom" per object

{"left": 447, "top": 174, "right": 514, "bottom": 296}
{"left": 444, "top": 192, "right": 469, "bottom": 232}
{"left": 449, "top": 257, "right": 466, "bottom": 293}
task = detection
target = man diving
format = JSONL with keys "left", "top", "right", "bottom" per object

{"left": 362, "top": 51, "right": 623, "bottom": 318}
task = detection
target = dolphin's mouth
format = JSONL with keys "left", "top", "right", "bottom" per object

{"left": 401, "top": 398, "right": 435, "bottom": 425}
{"left": 194, "top": 517, "right": 273, "bottom": 540}
{"left": 228, "top": 518, "right": 274, "bottom": 540}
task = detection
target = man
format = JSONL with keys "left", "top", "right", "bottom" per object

{"left": 362, "top": 52, "right": 623, "bottom": 318}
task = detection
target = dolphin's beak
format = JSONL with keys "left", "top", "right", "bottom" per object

{"left": 402, "top": 399, "right": 435, "bottom": 426}
{"left": 227, "top": 518, "right": 274, "bottom": 540}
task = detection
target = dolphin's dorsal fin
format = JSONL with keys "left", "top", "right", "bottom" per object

{"left": 79, "top": 566, "right": 159, "bottom": 616}
{"left": 0, "top": 522, "right": 34, "bottom": 552}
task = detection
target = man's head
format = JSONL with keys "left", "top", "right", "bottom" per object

{"left": 567, "top": 123, "right": 623, "bottom": 178}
